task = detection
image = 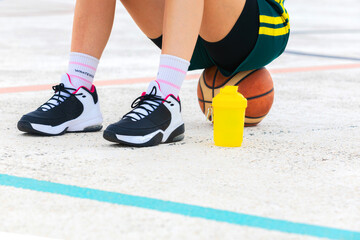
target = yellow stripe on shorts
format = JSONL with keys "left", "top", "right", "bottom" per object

{"left": 259, "top": 14, "right": 290, "bottom": 37}
{"left": 260, "top": 15, "right": 284, "bottom": 25}
{"left": 259, "top": 24, "right": 290, "bottom": 36}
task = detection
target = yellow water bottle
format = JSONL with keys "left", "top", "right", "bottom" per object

{"left": 212, "top": 86, "right": 247, "bottom": 147}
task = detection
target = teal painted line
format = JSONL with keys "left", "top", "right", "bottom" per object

{"left": 1, "top": 174, "right": 359, "bottom": 240}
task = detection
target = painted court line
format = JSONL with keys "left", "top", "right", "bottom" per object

{"left": 1, "top": 174, "right": 359, "bottom": 240}
{"left": 0, "top": 231, "right": 60, "bottom": 240}
{"left": 290, "top": 29, "right": 360, "bottom": 35}
{"left": 285, "top": 50, "right": 360, "bottom": 61}
{"left": 1, "top": 63, "right": 360, "bottom": 95}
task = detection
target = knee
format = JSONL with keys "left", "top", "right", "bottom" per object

{"left": 200, "top": 0, "right": 245, "bottom": 42}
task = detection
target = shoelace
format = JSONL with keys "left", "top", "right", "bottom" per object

{"left": 123, "top": 87, "right": 170, "bottom": 121}
{"left": 40, "top": 83, "right": 79, "bottom": 111}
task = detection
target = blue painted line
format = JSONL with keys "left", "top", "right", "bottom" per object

{"left": 1, "top": 174, "right": 359, "bottom": 240}
{"left": 285, "top": 50, "right": 360, "bottom": 62}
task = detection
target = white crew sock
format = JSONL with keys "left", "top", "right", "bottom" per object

{"left": 155, "top": 54, "right": 190, "bottom": 97}
{"left": 66, "top": 52, "right": 99, "bottom": 89}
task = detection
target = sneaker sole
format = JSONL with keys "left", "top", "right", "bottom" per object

{"left": 17, "top": 120, "right": 102, "bottom": 136}
{"left": 103, "top": 124, "right": 185, "bottom": 147}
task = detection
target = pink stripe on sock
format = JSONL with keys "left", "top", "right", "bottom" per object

{"left": 65, "top": 73, "right": 75, "bottom": 88}
{"left": 73, "top": 85, "right": 94, "bottom": 94}
{"left": 156, "top": 79, "right": 181, "bottom": 90}
{"left": 154, "top": 80, "right": 162, "bottom": 92}
{"left": 69, "top": 62, "right": 96, "bottom": 71}
{"left": 159, "top": 65, "right": 186, "bottom": 74}
{"left": 69, "top": 75, "right": 92, "bottom": 85}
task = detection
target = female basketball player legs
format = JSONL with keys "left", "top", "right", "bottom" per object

{"left": 19, "top": 0, "right": 290, "bottom": 146}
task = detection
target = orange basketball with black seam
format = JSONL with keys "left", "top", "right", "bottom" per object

{"left": 197, "top": 66, "right": 274, "bottom": 126}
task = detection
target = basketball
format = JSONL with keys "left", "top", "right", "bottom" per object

{"left": 197, "top": 66, "right": 274, "bottom": 126}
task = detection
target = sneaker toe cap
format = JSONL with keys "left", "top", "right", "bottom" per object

{"left": 19, "top": 110, "right": 66, "bottom": 126}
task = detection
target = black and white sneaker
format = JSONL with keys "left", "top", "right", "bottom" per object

{"left": 17, "top": 74, "right": 103, "bottom": 136}
{"left": 103, "top": 81, "right": 185, "bottom": 147}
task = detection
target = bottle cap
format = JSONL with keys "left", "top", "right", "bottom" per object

{"left": 213, "top": 86, "right": 247, "bottom": 109}
{"left": 220, "top": 86, "right": 238, "bottom": 94}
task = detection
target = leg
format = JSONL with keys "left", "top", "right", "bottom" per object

{"left": 121, "top": 0, "right": 202, "bottom": 97}
{"left": 68, "top": 0, "right": 116, "bottom": 89}
{"left": 120, "top": 0, "right": 164, "bottom": 39}
{"left": 71, "top": 0, "right": 116, "bottom": 59}
{"left": 161, "top": 0, "right": 204, "bottom": 61}
{"left": 17, "top": 0, "right": 115, "bottom": 136}
{"left": 200, "top": 0, "right": 246, "bottom": 43}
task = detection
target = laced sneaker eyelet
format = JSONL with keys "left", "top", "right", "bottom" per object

{"left": 123, "top": 88, "right": 168, "bottom": 121}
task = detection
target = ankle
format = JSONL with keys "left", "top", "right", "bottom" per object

{"left": 155, "top": 54, "right": 190, "bottom": 97}
{"left": 67, "top": 52, "right": 99, "bottom": 89}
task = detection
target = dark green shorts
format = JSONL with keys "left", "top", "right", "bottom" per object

{"left": 189, "top": 0, "right": 290, "bottom": 76}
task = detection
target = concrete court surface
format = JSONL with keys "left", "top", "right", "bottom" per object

{"left": 0, "top": 0, "right": 359, "bottom": 239}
